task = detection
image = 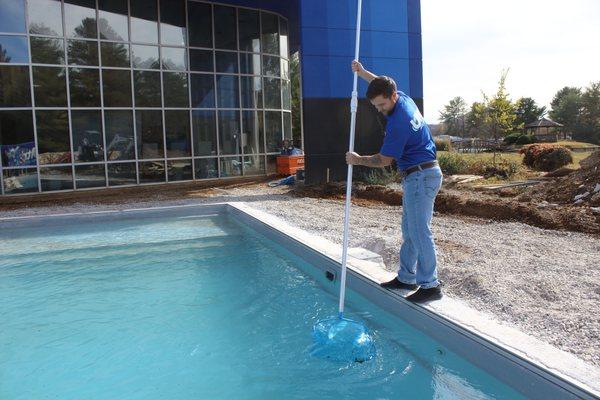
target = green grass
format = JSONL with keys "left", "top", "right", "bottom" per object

{"left": 555, "top": 140, "right": 600, "bottom": 149}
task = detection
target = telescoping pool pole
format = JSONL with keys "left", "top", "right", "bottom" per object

{"left": 338, "top": 0, "right": 363, "bottom": 318}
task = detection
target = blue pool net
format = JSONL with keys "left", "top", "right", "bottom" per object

{"left": 311, "top": 316, "right": 376, "bottom": 363}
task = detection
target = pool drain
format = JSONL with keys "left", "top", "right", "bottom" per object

{"left": 325, "top": 270, "right": 336, "bottom": 282}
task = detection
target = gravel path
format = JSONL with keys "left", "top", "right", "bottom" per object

{"left": 1, "top": 184, "right": 599, "bottom": 366}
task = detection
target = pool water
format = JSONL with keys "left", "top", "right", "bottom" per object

{"left": 0, "top": 214, "right": 526, "bottom": 399}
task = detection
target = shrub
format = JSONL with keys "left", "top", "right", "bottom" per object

{"left": 437, "top": 152, "right": 470, "bottom": 175}
{"left": 434, "top": 138, "right": 452, "bottom": 151}
{"left": 360, "top": 166, "right": 402, "bottom": 185}
{"left": 503, "top": 132, "right": 521, "bottom": 145}
{"left": 515, "top": 134, "right": 536, "bottom": 145}
{"left": 520, "top": 144, "right": 573, "bottom": 171}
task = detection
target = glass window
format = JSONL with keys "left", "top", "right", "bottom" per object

{"left": 216, "top": 75, "right": 238, "bottom": 109}
{"left": 167, "top": 159, "right": 192, "bottom": 181}
{"left": 283, "top": 111, "right": 292, "bottom": 140}
{"left": 0, "top": 110, "right": 35, "bottom": 167}
{"left": 102, "top": 69, "right": 132, "bottom": 107}
{"left": 31, "top": 37, "right": 64, "bottom": 64}
{"left": 279, "top": 17, "right": 289, "bottom": 58}
{"left": 194, "top": 158, "right": 217, "bottom": 179}
{"left": 98, "top": 0, "right": 128, "bottom": 41}
{"left": 162, "top": 72, "right": 188, "bottom": 108}
{"left": 71, "top": 110, "right": 104, "bottom": 163}
{"left": 243, "top": 155, "right": 264, "bottom": 175}
{"left": 130, "top": 0, "right": 158, "bottom": 44}
{"left": 131, "top": 45, "right": 159, "bottom": 69}
{"left": 281, "top": 59, "right": 289, "bottom": 79}
{"left": 161, "top": 47, "right": 187, "bottom": 71}
{"left": 139, "top": 161, "right": 165, "bottom": 183}
{"left": 28, "top": 0, "right": 63, "bottom": 36}
{"left": 165, "top": 110, "right": 190, "bottom": 158}
{"left": 0, "top": 0, "right": 26, "bottom": 33}
{"left": 35, "top": 110, "right": 71, "bottom": 165}
{"left": 190, "top": 74, "right": 215, "bottom": 108}
{"left": 242, "top": 110, "right": 264, "bottom": 155}
{"left": 266, "top": 154, "right": 277, "bottom": 173}
{"left": 238, "top": 9, "right": 260, "bottom": 53}
{"left": 187, "top": 2, "right": 212, "bottom": 48}
{"left": 67, "top": 39, "right": 99, "bottom": 66}
{"left": 69, "top": 67, "right": 100, "bottom": 107}
{"left": 214, "top": 5, "right": 236, "bottom": 50}
{"left": 64, "top": 0, "right": 97, "bottom": 39}
{"left": 3, "top": 168, "right": 38, "bottom": 194}
{"left": 215, "top": 51, "right": 238, "bottom": 74}
{"left": 75, "top": 164, "right": 106, "bottom": 188}
{"left": 32, "top": 67, "right": 67, "bottom": 107}
{"left": 100, "top": 42, "right": 130, "bottom": 67}
{"left": 265, "top": 111, "right": 282, "bottom": 152}
{"left": 241, "top": 76, "right": 262, "bottom": 109}
{"left": 40, "top": 166, "right": 73, "bottom": 191}
{"left": 0, "top": 66, "right": 31, "bottom": 107}
{"left": 160, "top": 0, "right": 186, "bottom": 47}
{"left": 263, "top": 78, "right": 281, "bottom": 109}
{"left": 239, "top": 53, "right": 260, "bottom": 75}
{"left": 263, "top": 55, "right": 280, "bottom": 77}
{"left": 189, "top": 49, "right": 213, "bottom": 72}
{"left": 282, "top": 80, "right": 291, "bottom": 110}
{"left": 0, "top": 36, "right": 29, "bottom": 63}
{"left": 220, "top": 156, "right": 241, "bottom": 177}
{"left": 135, "top": 110, "right": 164, "bottom": 159}
{"left": 105, "top": 110, "right": 134, "bottom": 160}
{"left": 133, "top": 70, "right": 161, "bottom": 107}
{"left": 261, "top": 12, "right": 279, "bottom": 55}
{"left": 107, "top": 162, "right": 136, "bottom": 185}
{"left": 192, "top": 110, "right": 216, "bottom": 156}
{"left": 218, "top": 110, "right": 240, "bottom": 155}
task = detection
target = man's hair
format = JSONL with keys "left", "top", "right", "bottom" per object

{"left": 366, "top": 76, "right": 397, "bottom": 100}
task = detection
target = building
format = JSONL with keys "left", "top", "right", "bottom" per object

{"left": 0, "top": 0, "right": 423, "bottom": 195}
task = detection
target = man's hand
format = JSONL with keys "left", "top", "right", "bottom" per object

{"left": 346, "top": 151, "right": 361, "bottom": 165}
{"left": 351, "top": 60, "right": 376, "bottom": 83}
{"left": 351, "top": 60, "right": 364, "bottom": 74}
{"left": 346, "top": 152, "right": 393, "bottom": 168}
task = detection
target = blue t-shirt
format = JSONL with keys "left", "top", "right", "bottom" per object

{"left": 379, "top": 91, "right": 436, "bottom": 170}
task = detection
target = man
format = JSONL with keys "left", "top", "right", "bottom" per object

{"left": 346, "top": 60, "right": 443, "bottom": 303}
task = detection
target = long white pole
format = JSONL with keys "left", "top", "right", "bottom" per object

{"left": 338, "top": 0, "right": 363, "bottom": 317}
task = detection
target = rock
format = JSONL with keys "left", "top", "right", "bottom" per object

{"left": 574, "top": 199, "right": 584, "bottom": 205}
{"left": 594, "top": 183, "right": 600, "bottom": 193}
{"left": 591, "top": 207, "right": 600, "bottom": 214}
{"left": 574, "top": 192, "right": 590, "bottom": 201}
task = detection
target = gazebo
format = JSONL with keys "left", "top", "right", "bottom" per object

{"left": 524, "top": 117, "right": 563, "bottom": 142}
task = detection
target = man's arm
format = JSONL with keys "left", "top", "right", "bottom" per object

{"left": 351, "top": 60, "right": 377, "bottom": 83}
{"left": 346, "top": 152, "right": 394, "bottom": 168}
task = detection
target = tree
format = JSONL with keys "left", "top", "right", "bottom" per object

{"left": 439, "top": 96, "right": 467, "bottom": 137}
{"left": 290, "top": 52, "right": 302, "bottom": 147}
{"left": 466, "top": 101, "right": 489, "bottom": 138}
{"left": 487, "top": 70, "right": 516, "bottom": 144}
{"left": 549, "top": 86, "right": 582, "bottom": 139}
{"left": 579, "top": 82, "right": 600, "bottom": 144}
{"left": 514, "top": 97, "right": 546, "bottom": 131}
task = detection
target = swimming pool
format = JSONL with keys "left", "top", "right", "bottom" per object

{"left": 0, "top": 204, "right": 596, "bottom": 399}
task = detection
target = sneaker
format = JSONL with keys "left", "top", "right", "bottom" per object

{"left": 405, "top": 285, "right": 443, "bottom": 303}
{"left": 380, "top": 278, "right": 418, "bottom": 290}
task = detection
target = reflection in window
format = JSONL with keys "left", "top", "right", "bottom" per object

{"left": 0, "top": 110, "right": 35, "bottom": 167}
{"left": 167, "top": 159, "right": 192, "bottom": 181}
{"left": 30, "top": 37, "right": 64, "bottom": 64}
{"left": 3, "top": 168, "right": 38, "bottom": 194}
{"left": 165, "top": 110, "right": 191, "bottom": 158}
{"left": 220, "top": 157, "right": 242, "bottom": 177}
{"left": 281, "top": 59, "right": 289, "bottom": 79}
{"left": 107, "top": 162, "right": 136, "bottom": 186}
{"left": 242, "top": 110, "right": 264, "bottom": 155}
{"left": 261, "top": 12, "right": 279, "bottom": 55}
{"left": 32, "top": 67, "right": 67, "bottom": 107}
{"left": 243, "top": 155, "right": 264, "bottom": 175}
{"left": 139, "top": 161, "right": 165, "bottom": 183}
{"left": 105, "top": 110, "right": 134, "bottom": 161}
{"left": 0, "top": 0, "right": 26, "bottom": 33}
{"left": 218, "top": 110, "right": 240, "bottom": 155}
{"left": 35, "top": 110, "right": 71, "bottom": 165}
{"left": 266, "top": 154, "right": 277, "bottom": 173}
{"left": 64, "top": 0, "right": 97, "bottom": 39}
{"left": 214, "top": 5, "right": 236, "bottom": 50}
{"left": 265, "top": 111, "right": 282, "bottom": 152}
{"left": 0, "top": 66, "right": 31, "bottom": 107}
{"left": 263, "top": 77, "right": 281, "bottom": 109}
{"left": 135, "top": 110, "right": 164, "bottom": 159}
{"left": 192, "top": 110, "right": 216, "bottom": 156}
{"left": 194, "top": 158, "right": 217, "bottom": 179}
{"left": 241, "top": 76, "right": 262, "bottom": 109}
{"left": 216, "top": 51, "right": 238, "bottom": 73}
{"left": 161, "top": 47, "right": 187, "bottom": 71}
{"left": 238, "top": 9, "right": 260, "bottom": 53}
{"left": 187, "top": 2, "right": 212, "bottom": 48}
{"left": 67, "top": 39, "right": 98, "bottom": 65}
{"left": 103, "top": 69, "right": 132, "bottom": 107}
{"left": 132, "top": 45, "right": 160, "bottom": 69}
{"left": 69, "top": 67, "right": 100, "bottom": 107}
{"left": 0, "top": 36, "right": 29, "bottom": 63}
{"left": 280, "top": 17, "right": 289, "bottom": 58}
{"left": 239, "top": 53, "right": 261, "bottom": 75}
{"left": 71, "top": 110, "right": 104, "bottom": 163}
{"left": 190, "top": 74, "right": 215, "bottom": 108}
{"left": 98, "top": 0, "right": 128, "bottom": 41}
{"left": 75, "top": 164, "right": 106, "bottom": 188}
{"left": 282, "top": 80, "right": 291, "bottom": 110}
{"left": 160, "top": 0, "right": 186, "bottom": 46}
{"left": 163, "top": 72, "right": 189, "bottom": 107}
{"left": 133, "top": 70, "right": 161, "bottom": 107}
{"left": 28, "top": 0, "right": 63, "bottom": 36}
{"left": 283, "top": 112, "right": 292, "bottom": 140}
{"left": 216, "top": 75, "right": 239, "bottom": 109}
{"left": 40, "top": 166, "right": 74, "bottom": 191}
{"left": 189, "top": 49, "right": 213, "bottom": 72}
{"left": 101, "top": 42, "right": 130, "bottom": 67}
{"left": 130, "top": 0, "right": 158, "bottom": 44}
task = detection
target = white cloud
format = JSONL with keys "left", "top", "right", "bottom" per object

{"left": 421, "top": 0, "right": 600, "bottom": 123}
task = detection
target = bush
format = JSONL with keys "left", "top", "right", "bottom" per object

{"left": 504, "top": 133, "right": 537, "bottom": 145}
{"left": 360, "top": 166, "right": 402, "bottom": 185}
{"left": 515, "top": 134, "right": 537, "bottom": 145}
{"left": 434, "top": 138, "right": 452, "bottom": 151}
{"left": 437, "top": 152, "right": 470, "bottom": 175}
{"left": 520, "top": 144, "right": 573, "bottom": 171}
{"left": 503, "top": 132, "right": 522, "bottom": 145}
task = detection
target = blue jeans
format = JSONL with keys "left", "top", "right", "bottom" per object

{"left": 397, "top": 166, "right": 443, "bottom": 289}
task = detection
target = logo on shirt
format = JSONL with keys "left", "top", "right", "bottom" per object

{"left": 410, "top": 110, "right": 425, "bottom": 132}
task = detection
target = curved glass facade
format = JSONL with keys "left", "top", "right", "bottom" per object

{"left": 0, "top": 0, "right": 291, "bottom": 195}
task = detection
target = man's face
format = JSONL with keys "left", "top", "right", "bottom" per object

{"left": 370, "top": 92, "right": 398, "bottom": 116}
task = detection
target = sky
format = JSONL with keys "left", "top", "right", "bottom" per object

{"left": 420, "top": 0, "right": 600, "bottom": 123}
